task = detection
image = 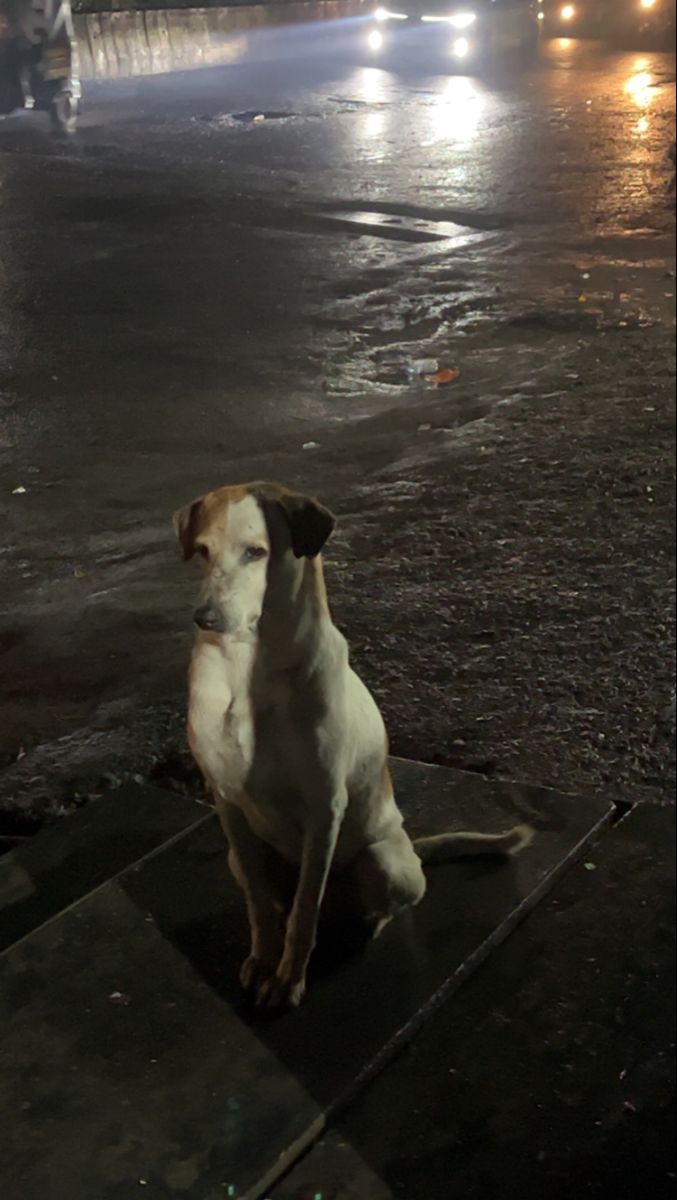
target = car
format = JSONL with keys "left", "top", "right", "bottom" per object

{"left": 362, "top": 0, "right": 540, "bottom": 66}
{"left": 536, "top": 1, "right": 605, "bottom": 38}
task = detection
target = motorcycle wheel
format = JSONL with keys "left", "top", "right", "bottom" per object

{"left": 50, "top": 86, "right": 78, "bottom": 135}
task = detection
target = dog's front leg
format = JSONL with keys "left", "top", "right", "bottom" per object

{"left": 257, "top": 801, "right": 343, "bottom": 1010}
{"left": 219, "top": 802, "right": 285, "bottom": 993}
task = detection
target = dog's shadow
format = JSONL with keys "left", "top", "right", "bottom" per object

{"left": 121, "top": 817, "right": 526, "bottom": 1108}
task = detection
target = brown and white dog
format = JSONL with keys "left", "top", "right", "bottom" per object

{"left": 174, "top": 482, "right": 531, "bottom": 1009}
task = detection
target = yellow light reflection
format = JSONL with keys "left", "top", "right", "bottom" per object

{"left": 636, "top": 115, "right": 650, "bottom": 136}
{"left": 429, "top": 76, "right": 486, "bottom": 145}
{"left": 624, "top": 69, "right": 654, "bottom": 108}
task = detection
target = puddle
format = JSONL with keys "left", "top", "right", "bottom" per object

{"left": 509, "top": 308, "right": 602, "bottom": 333}
{"left": 317, "top": 199, "right": 511, "bottom": 232}
{"left": 192, "top": 110, "right": 297, "bottom": 130}
{"left": 333, "top": 210, "right": 469, "bottom": 240}
{"left": 230, "top": 110, "right": 295, "bottom": 123}
{"left": 313, "top": 209, "right": 494, "bottom": 246}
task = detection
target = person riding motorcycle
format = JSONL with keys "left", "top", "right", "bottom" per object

{"left": 0, "top": 1, "right": 26, "bottom": 111}
{"left": 0, "top": 0, "right": 80, "bottom": 131}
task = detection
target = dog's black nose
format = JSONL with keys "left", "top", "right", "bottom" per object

{"left": 194, "top": 604, "right": 225, "bottom": 632}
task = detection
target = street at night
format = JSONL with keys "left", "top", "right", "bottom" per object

{"left": 0, "top": 13, "right": 675, "bottom": 1200}
{"left": 1, "top": 31, "right": 674, "bottom": 815}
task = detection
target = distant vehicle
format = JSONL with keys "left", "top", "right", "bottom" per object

{"left": 608, "top": 0, "right": 676, "bottom": 44}
{"left": 537, "top": 0, "right": 675, "bottom": 42}
{"left": 537, "top": 1, "right": 604, "bottom": 37}
{"left": 363, "top": 0, "right": 540, "bottom": 66}
{"left": 0, "top": 0, "right": 81, "bottom": 132}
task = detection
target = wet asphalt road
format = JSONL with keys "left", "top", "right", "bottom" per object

{"left": 0, "top": 31, "right": 675, "bottom": 815}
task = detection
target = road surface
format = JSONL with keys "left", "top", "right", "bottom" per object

{"left": 0, "top": 30, "right": 675, "bottom": 822}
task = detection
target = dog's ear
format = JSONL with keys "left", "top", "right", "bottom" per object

{"left": 172, "top": 498, "right": 204, "bottom": 561}
{"left": 283, "top": 492, "right": 336, "bottom": 558}
{"left": 253, "top": 484, "right": 336, "bottom": 559}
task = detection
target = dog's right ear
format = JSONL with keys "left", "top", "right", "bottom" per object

{"left": 172, "top": 498, "right": 204, "bottom": 561}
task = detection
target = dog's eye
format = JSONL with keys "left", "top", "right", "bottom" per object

{"left": 195, "top": 544, "right": 210, "bottom": 562}
{"left": 244, "top": 545, "right": 267, "bottom": 562}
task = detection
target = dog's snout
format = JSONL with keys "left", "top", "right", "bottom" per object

{"left": 194, "top": 604, "right": 225, "bottom": 632}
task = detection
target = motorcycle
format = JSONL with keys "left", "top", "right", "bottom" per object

{"left": 0, "top": 0, "right": 81, "bottom": 133}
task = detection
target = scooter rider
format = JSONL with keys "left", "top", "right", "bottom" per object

{"left": 1, "top": 0, "right": 40, "bottom": 106}
{"left": 0, "top": 0, "right": 80, "bottom": 130}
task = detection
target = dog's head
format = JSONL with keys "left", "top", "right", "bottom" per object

{"left": 172, "top": 482, "right": 335, "bottom": 637}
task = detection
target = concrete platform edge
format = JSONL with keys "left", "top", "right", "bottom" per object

{"left": 251, "top": 803, "right": 616, "bottom": 1200}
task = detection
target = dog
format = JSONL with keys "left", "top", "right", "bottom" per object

{"left": 174, "top": 481, "right": 531, "bottom": 1009}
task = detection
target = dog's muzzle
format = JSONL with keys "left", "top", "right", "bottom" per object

{"left": 193, "top": 604, "right": 226, "bottom": 633}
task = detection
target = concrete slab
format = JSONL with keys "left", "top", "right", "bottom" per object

{"left": 274, "top": 803, "right": 675, "bottom": 1200}
{"left": 0, "top": 784, "right": 204, "bottom": 953}
{"left": 0, "top": 762, "right": 613, "bottom": 1200}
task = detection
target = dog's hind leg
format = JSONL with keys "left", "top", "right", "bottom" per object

{"left": 350, "top": 829, "right": 427, "bottom": 937}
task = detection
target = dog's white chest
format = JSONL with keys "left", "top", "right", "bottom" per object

{"left": 188, "top": 641, "right": 255, "bottom": 795}
{"left": 188, "top": 641, "right": 314, "bottom": 861}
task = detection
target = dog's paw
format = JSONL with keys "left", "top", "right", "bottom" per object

{"left": 239, "top": 954, "right": 277, "bottom": 992}
{"left": 255, "top": 970, "right": 306, "bottom": 1011}
{"left": 369, "top": 913, "right": 393, "bottom": 940}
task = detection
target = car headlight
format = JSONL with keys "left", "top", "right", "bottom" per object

{"left": 452, "top": 36, "right": 470, "bottom": 57}
{"left": 449, "top": 11, "right": 477, "bottom": 29}
{"left": 640, "top": 0, "right": 657, "bottom": 9}
{"left": 560, "top": 4, "right": 576, "bottom": 19}
{"left": 422, "top": 9, "right": 476, "bottom": 25}
{"left": 367, "top": 28, "right": 384, "bottom": 48}
{"left": 374, "top": 7, "right": 408, "bottom": 19}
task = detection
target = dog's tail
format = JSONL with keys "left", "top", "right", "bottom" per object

{"left": 414, "top": 823, "right": 534, "bottom": 865}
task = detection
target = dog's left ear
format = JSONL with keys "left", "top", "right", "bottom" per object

{"left": 172, "top": 498, "right": 204, "bottom": 561}
{"left": 284, "top": 492, "right": 336, "bottom": 558}
{"left": 254, "top": 485, "right": 336, "bottom": 558}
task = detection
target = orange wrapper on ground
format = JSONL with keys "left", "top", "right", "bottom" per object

{"left": 429, "top": 368, "right": 460, "bottom": 386}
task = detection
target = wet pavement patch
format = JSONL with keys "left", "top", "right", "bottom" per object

{"left": 508, "top": 307, "right": 603, "bottom": 333}
{"left": 0, "top": 760, "right": 612, "bottom": 1200}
